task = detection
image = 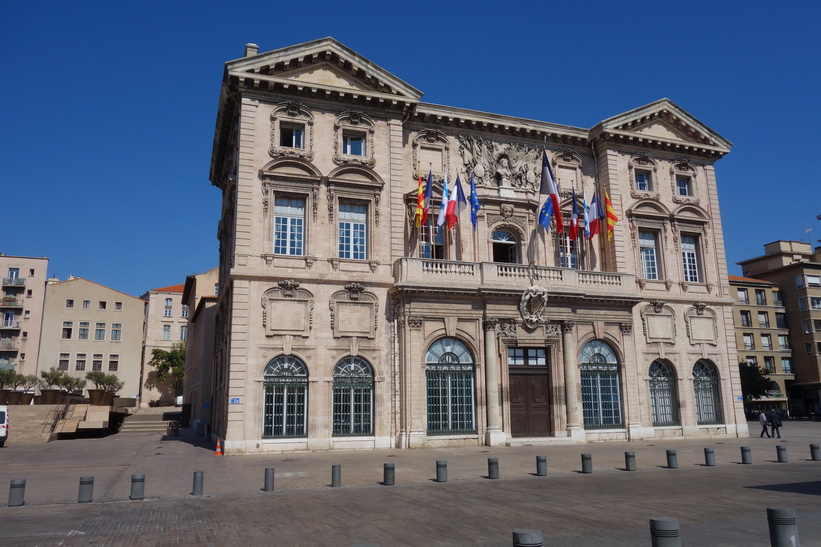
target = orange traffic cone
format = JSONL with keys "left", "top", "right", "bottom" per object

{"left": 214, "top": 438, "right": 223, "bottom": 456}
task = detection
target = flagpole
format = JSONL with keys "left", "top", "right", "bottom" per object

{"left": 416, "top": 160, "right": 422, "bottom": 257}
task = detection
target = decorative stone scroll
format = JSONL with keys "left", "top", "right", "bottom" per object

{"left": 261, "top": 281, "right": 314, "bottom": 336}
{"left": 684, "top": 303, "right": 717, "bottom": 345}
{"left": 333, "top": 110, "right": 376, "bottom": 167}
{"left": 457, "top": 135, "right": 543, "bottom": 191}
{"left": 269, "top": 101, "right": 314, "bottom": 160}
{"left": 519, "top": 285, "right": 548, "bottom": 329}
{"left": 329, "top": 285, "right": 378, "bottom": 339}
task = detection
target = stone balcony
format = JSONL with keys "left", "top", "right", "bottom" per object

{"left": 392, "top": 258, "right": 639, "bottom": 303}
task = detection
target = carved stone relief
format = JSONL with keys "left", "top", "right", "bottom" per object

{"left": 269, "top": 101, "right": 314, "bottom": 160}
{"left": 457, "top": 135, "right": 543, "bottom": 191}
{"left": 519, "top": 285, "right": 548, "bottom": 329}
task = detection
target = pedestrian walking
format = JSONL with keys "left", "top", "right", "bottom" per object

{"left": 767, "top": 409, "right": 782, "bottom": 439}
{"left": 759, "top": 410, "right": 771, "bottom": 438}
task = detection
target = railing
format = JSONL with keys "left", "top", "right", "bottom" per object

{"left": 0, "top": 341, "right": 18, "bottom": 350}
{"left": 0, "top": 299, "right": 22, "bottom": 308}
{"left": 420, "top": 260, "right": 476, "bottom": 276}
{"left": 2, "top": 278, "right": 25, "bottom": 287}
{"left": 0, "top": 321, "right": 21, "bottom": 329}
{"left": 0, "top": 359, "right": 16, "bottom": 370}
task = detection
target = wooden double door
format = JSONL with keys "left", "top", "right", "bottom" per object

{"left": 509, "top": 369, "right": 551, "bottom": 437}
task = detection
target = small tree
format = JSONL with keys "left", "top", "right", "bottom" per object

{"left": 9, "top": 372, "right": 25, "bottom": 391}
{"left": 148, "top": 342, "right": 186, "bottom": 396}
{"left": 0, "top": 368, "right": 16, "bottom": 389}
{"left": 101, "top": 374, "right": 124, "bottom": 394}
{"left": 21, "top": 375, "right": 39, "bottom": 392}
{"left": 39, "top": 367, "right": 65, "bottom": 390}
{"left": 85, "top": 371, "right": 107, "bottom": 390}
{"left": 59, "top": 376, "right": 86, "bottom": 394}
{"left": 739, "top": 361, "right": 772, "bottom": 402}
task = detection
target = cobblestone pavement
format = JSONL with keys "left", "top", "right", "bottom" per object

{"left": 1, "top": 420, "right": 820, "bottom": 546}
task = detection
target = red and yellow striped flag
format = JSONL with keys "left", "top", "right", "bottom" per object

{"left": 414, "top": 173, "right": 425, "bottom": 227}
{"left": 605, "top": 190, "right": 619, "bottom": 241}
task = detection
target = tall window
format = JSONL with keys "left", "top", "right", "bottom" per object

{"left": 763, "top": 357, "right": 775, "bottom": 373}
{"left": 776, "top": 313, "right": 788, "bottom": 329}
{"left": 95, "top": 323, "right": 106, "bottom": 340}
{"left": 111, "top": 323, "right": 122, "bottom": 341}
{"left": 338, "top": 202, "right": 367, "bottom": 260}
{"left": 676, "top": 176, "right": 692, "bottom": 196}
{"left": 693, "top": 360, "right": 722, "bottom": 425}
{"left": 761, "top": 334, "right": 772, "bottom": 351}
{"left": 742, "top": 333, "right": 754, "bottom": 350}
{"left": 92, "top": 354, "right": 103, "bottom": 371}
{"left": 757, "top": 312, "right": 770, "bottom": 328}
{"left": 737, "top": 289, "right": 749, "bottom": 305}
{"left": 332, "top": 357, "right": 374, "bottom": 436}
{"left": 75, "top": 354, "right": 86, "bottom": 372}
{"left": 342, "top": 131, "right": 365, "bottom": 155}
{"left": 262, "top": 355, "right": 308, "bottom": 438}
{"left": 78, "top": 321, "right": 89, "bottom": 340}
{"left": 635, "top": 170, "right": 652, "bottom": 191}
{"left": 58, "top": 353, "right": 70, "bottom": 371}
{"left": 492, "top": 230, "right": 518, "bottom": 263}
{"left": 181, "top": 305, "right": 189, "bottom": 318}
{"left": 681, "top": 235, "right": 700, "bottom": 283}
{"left": 755, "top": 290, "right": 766, "bottom": 306}
{"left": 62, "top": 321, "right": 73, "bottom": 339}
{"left": 274, "top": 197, "right": 305, "bottom": 256}
{"left": 164, "top": 297, "right": 173, "bottom": 317}
{"left": 559, "top": 231, "right": 578, "bottom": 269}
{"left": 639, "top": 231, "right": 659, "bottom": 280}
{"left": 108, "top": 354, "right": 119, "bottom": 372}
{"left": 420, "top": 224, "right": 445, "bottom": 259}
{"left": 778, "top": 334, "right": 790, "bottom": 350}
{"left": 162, "top": 325, "right": 171, "bottom": 341}
{"left": 180, "top": 326, "right": 187, "bottom": 341}
{"left": 579, "top": 340, "right": 622, "bottom": 429}
{"left": 782, "top": 358, "right": 792, "bottom": 373}
{"left": 739, "top": 311, "right": 752, "bottom": 327}
{"left": 82, "top": 300, "right": 90, "bottom": 309}
{"left": 648, "top": 361, "right": 679, "bottom": 426}
{"left": 426, "top": 338, "right": 476, "bottom": 435}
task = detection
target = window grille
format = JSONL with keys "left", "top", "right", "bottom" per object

{"left": 693, "top": 360, "right": 722, "bottom": 425}
{"left": 425, "top": 338, "right": 475, "bottom": 435}
{"left": 262, "top": 355, "right": 308, "bottom": 438}
{"left": 649, "top": 361, "right": 679, "bottom": 426}
{"left": 332, "top": 357, "right": 374, "bottom": 436}
{"left": 579, "top": 340, "right": 622, "bottom": 429}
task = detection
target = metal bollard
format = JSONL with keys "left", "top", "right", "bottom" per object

{"left": 192, "top": 471, "right": 204, "bottom": 496}
{"left": 488, "top": 458, "right": 499, "bottom": 479}
{"left": 130, "top": 473, "right": 145, "bottom": 500}
{"left": 767, "top": 507, "right": 799, "bottom": 547}
{"left": 332, "top": 465, "right": 342, "bottom": 488}
{"left": 263, "top": 467, "right": 275, "bottom": 492}
{"left": 536, "top": 455, "right": 547, "bottom": 477}
{"left": 78, "top": 476, "right": 94, "bottom": 503}
{"left": 512, "top": 528, "right": 544, "bottom": 547}
{"left": 649, "top": 517, "right": 681, "bottom": 547}
{"left": 435, "top": 460, "right": 447, "bottom": 483}
{"left": 704, "top": 447, "right": 716, "bottom": 466}
{"left": 811, "top": 444, "right": 821, "bottom": 461}
{"left": 625, "top": 451, "right": 636, "bottom": 471}
{"left": 581, "top": 453, "right": 593, "bottom": 474}
{"left": 383, "top": 463, "right": 395, "bottom": 486}
{"left": 8, "top": 479, "right": 25, "bottom": 507}
{"left": 777, "top": 445, "right": 788, "bottom": 463}
{"left": 666, "top": 449, "right": 678, "bottom": 469}
{"left": 741, "top": 446, "right": 753, "bottom": 464}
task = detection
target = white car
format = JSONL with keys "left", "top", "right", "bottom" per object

{"left": 0, "top": 405, "right": 7, "bottom": 447}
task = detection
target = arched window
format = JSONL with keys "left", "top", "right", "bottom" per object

{"left": 693, "top": 360, "right": 722, "bottom": 425}
{"left": 579, "top": 340, "right": 622, "bottom": 429}
{"left": 262, "top": 355, "right": 308, "bottom": 438}
{"left": 332, "top": 357, "right": 374, "bottom": 436}
{"left": 492, "top": 230, "right": 518, "bottom": 263}
{"left": 649, "top": 361, "right": 679, "bottom": 426}
{"left": 425, "top": 338, "right": 476, "bottom": 435}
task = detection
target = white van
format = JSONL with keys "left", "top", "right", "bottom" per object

{"left": 0, "top": 405, "right": 7, "bottom": 447}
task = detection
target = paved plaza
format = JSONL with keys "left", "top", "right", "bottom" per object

{"left": 1, "top": 420, "right": 821, "bottom": 546}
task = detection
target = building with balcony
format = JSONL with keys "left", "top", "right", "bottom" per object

{"left": 139, "top": 284, "right": 188, "bottom": 407}
{"left": 739, "top": 241, "right": 821, "bottom": 417}
{"left": 729, "top": 275, "right": 792, "bottom": 414}
{"left": 0, "top": 254, "right": 49, "bottom": 376}
{"left": 207, "top": 38, "right": 746, "bottom": 453}
{"left": 40, "top": 277, "right": 145, "bottom": 400}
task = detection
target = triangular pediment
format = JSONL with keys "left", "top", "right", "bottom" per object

{"left": 225, "top": 37, "right": 423, "bottom": 101}
{"left": 594, "top": 98, "right": 732, "bottom": 154}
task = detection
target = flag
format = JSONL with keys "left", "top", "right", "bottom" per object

{"left": 587, "top": 190, "right": 604, "bottom": 238}
{"left": 446, "top": 174, "right": 467, "bottom": 230}
{"left": 538, "top": 197, "right": 555, "bottom": 232}
{"left": 414, "top": 173, "right": 424, "bottom": 228}
{"left": 583, "top": 188, "right": 591, "bottom": 240}
{"left": 569, "top": 188, "right": 579, "bottom": 241}
{"left": 539, "top": 150, "right": 563, "bottom": 233}
{"left": 469, "top": 174, "right": 481, "bottom": 230}
{"left": 605, "top": 190, "right": 619, "bottom": 241}
{"left": 436, "top": 174, "right": 449, "bottom": 227}
{"left": 421, "top": 169, "right": 434, "bottom": 226}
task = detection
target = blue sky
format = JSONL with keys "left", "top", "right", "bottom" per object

{"left": 2, "top": 1, "right": 819, "bottom": 296}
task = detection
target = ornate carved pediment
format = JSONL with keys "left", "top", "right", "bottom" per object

{"left": 269, "top": 101, "right": 314, "bottom": 160}
{"left": 519, "top": 286, "right": 548, "bottom": 329}
{"left": 333, "top": 110, "right": 376, "bottom": 167}
{"left": 261, "top": 282, "right": 314, "bottom": 336}
{"left": 457, "top": 135, "right": 543, "bottom": 191}
{"left": 329, "top": 285, "right": 378, "bottom": 339}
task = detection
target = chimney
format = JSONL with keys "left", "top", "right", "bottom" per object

{"left": 244, "top": 43, "right": 259, "bottom": 57}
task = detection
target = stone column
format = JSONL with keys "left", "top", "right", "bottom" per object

{"left": 483, "top": 318, "right": 506, "bottom": 445}
{"left": 562, "top": 321, "right": 584, "bottom": 440}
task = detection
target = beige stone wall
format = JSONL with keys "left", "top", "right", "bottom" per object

{"left": 140, "top": 287, "right": 187, "bottom": 406}
{"left": 40, "top": 278, "right": 144, "bottom": 399}
{"left": 0, "top": 255, "right": 48, "bottom": 377}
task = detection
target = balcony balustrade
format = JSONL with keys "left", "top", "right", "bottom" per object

{"left": 0, "top": 298, "right": 22, "bottom": 309}
{"left": 2, "top": 278, "right": 25, "bottom": 288}
{"left": 393, "top": 258, "right": 637, "bottom": 300}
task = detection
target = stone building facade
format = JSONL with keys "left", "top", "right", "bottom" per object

{"left": 0, "top": 255, "right": 48, "bottom": 377}
{"left": 208, "top": 38, "right": 747, "bottom": 453}
{"left": 139, "top": 284, "right": 187, "bottom": 407}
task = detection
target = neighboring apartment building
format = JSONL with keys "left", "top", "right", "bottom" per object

{"left": 738, "top": 241, "right": 821, "bottom": 416}
{"left": 40, "top": 277, "right": 145, "bottom": 400}
{"left": 0, "top": 254, "right": 48, "bottom": 376}
{"left": 207, "top": 38, "right": 746, "bottom": 454}
{"left": 182, "top": 267, "right": 219, "bottom": 435}
{"left": 728, "top": 275, "right": 793, "bottom": 414}
{"left": 139, "top": 284, "right": 188, "bottom": 407}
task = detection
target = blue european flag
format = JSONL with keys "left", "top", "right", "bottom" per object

{"left": 469, "top": 174, "right": 481, "bottom": 230}
{"left": 539, "top": 198, "right": 554, "bottom": 232}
